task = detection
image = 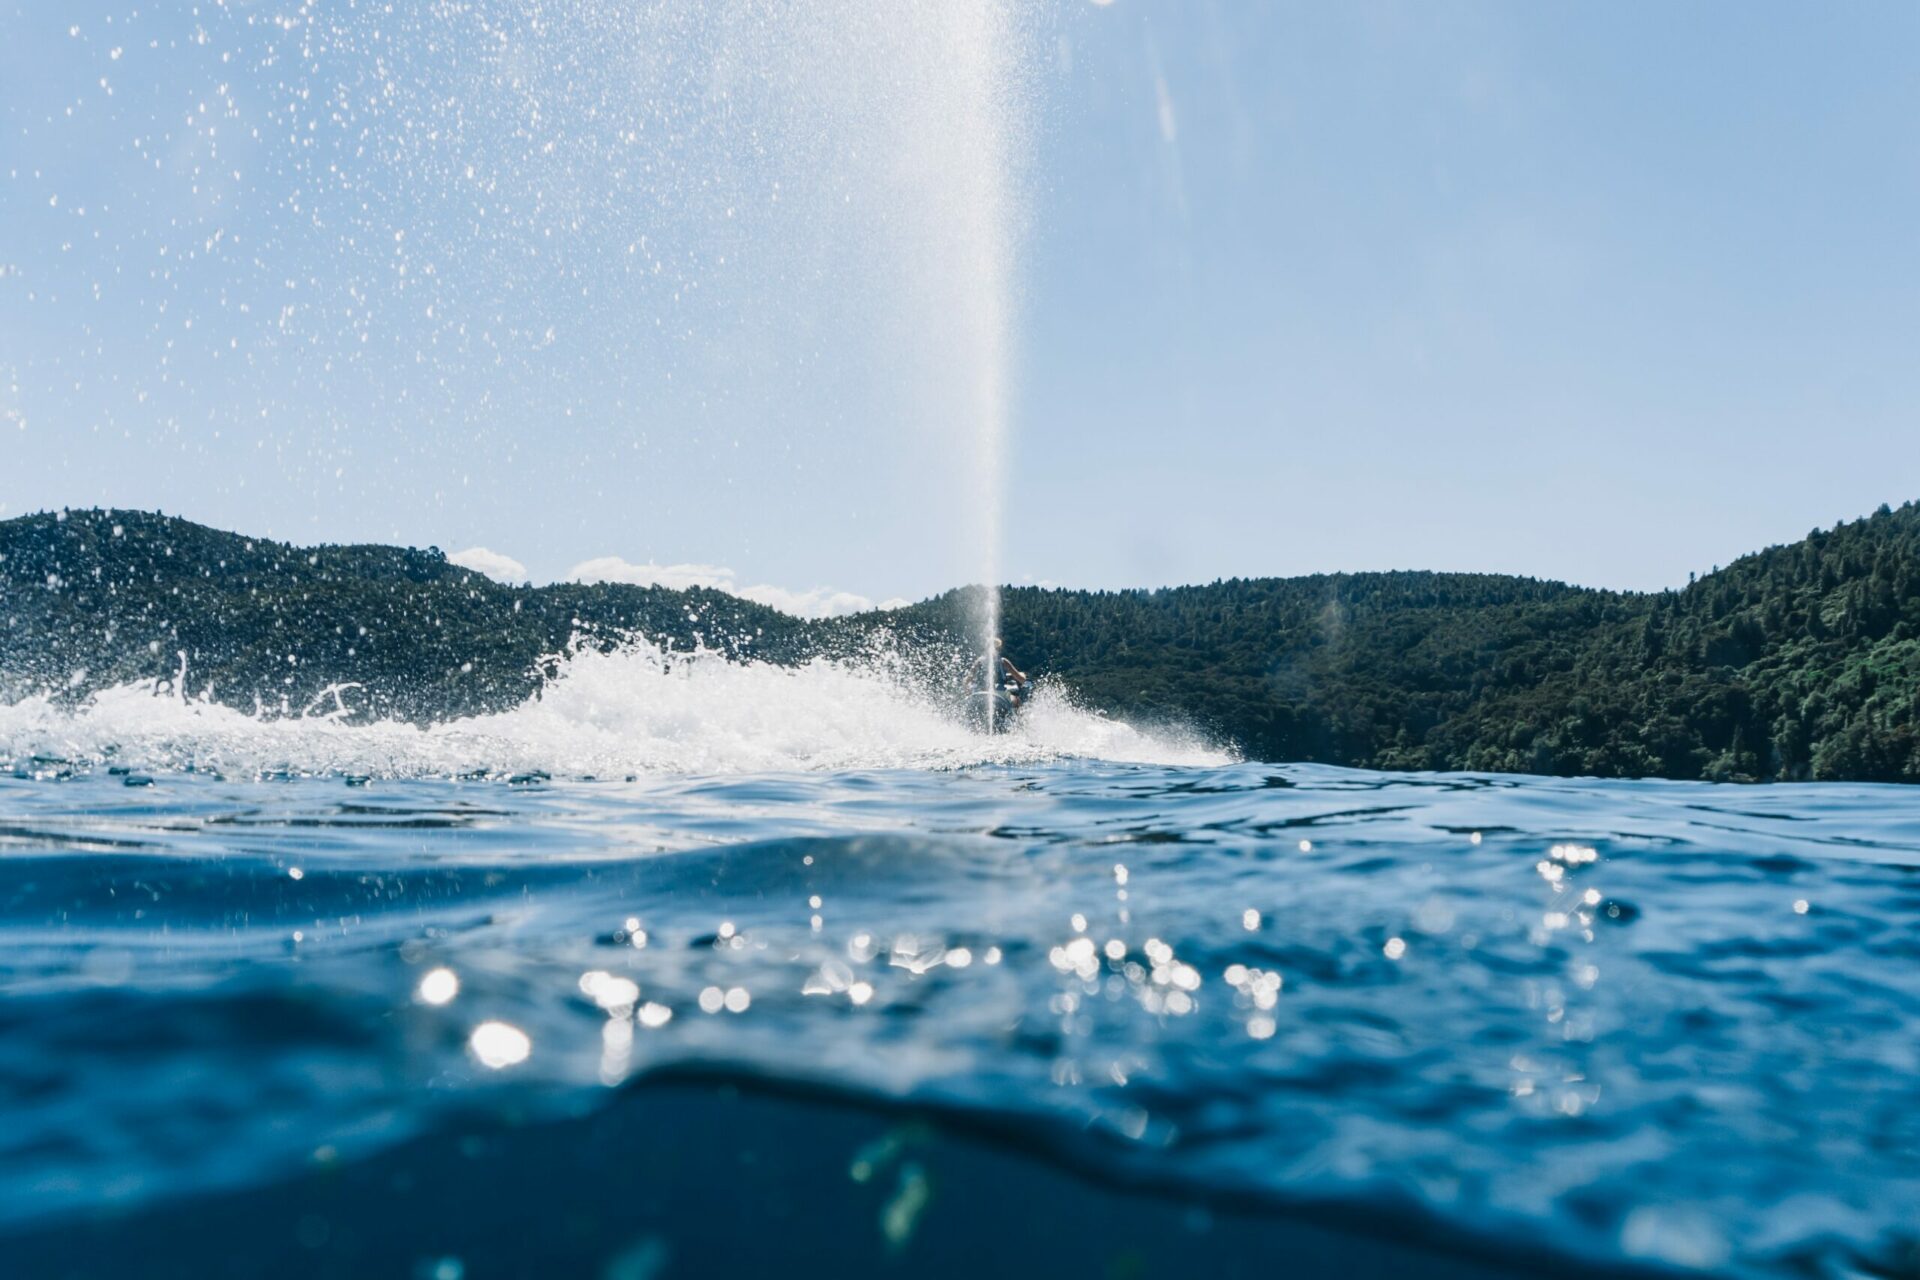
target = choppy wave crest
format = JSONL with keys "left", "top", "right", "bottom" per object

{"left": 0, "top": 640, "right": 1229, "bottom": 778}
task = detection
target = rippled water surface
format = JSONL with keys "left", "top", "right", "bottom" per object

{"left": 2, "top": 758, "right": 1917, "bottom": 1278}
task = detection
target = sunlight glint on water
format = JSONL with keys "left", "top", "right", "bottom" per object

{"left": 0, "top": 761, "right": 1916, "bottom": 1279}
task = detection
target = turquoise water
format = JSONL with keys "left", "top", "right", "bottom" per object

{"left": 2, "top": 750, "right": 1916, "bottom": 1277}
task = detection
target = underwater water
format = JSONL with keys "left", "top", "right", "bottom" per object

{"left": 2, "top": 652, "right": 1917, "bottom": 1279}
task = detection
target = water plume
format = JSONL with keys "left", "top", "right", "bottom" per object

{"left": 0, "top": 641, "right": 1230, "bottom": 780}
{"left": 12, "top": 0, "right": 1035, "bottom": 616}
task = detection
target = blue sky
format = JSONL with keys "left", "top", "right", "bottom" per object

{"left": 3, "top": 2, "right": 1916, "bottom": 609}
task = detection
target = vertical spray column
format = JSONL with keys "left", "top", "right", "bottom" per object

{"left": 946, "top": 0, "right": 1020, "bottom": 729}
{"left": 717, "top": 0, "right": 1029, "bottom": 728}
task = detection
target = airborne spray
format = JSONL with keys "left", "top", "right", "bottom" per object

{"left": 0, "top": 642, "right": 1230, "bottom": 776}
{"left": 749, "top": 1, "right": 1028, "bottom": 729}
{"left": 940, "top": 3, "right": 1022, "bottom": 731}
{"left": 16, "top": 0, "right": 1033, "bottom": 729}
{"left": 725, "top": 1, "right": 1028, "bottom": 730}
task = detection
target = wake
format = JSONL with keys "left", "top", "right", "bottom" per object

{"left": 0, "top": 640, "right": 1230, "bottom": 779}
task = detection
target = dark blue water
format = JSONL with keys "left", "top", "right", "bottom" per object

{"left": 2, "top": 759, "right": 1916, "bottom": 1278}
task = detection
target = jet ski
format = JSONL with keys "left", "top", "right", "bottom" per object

{"left": 965, "top": 680, "right": 1031, "bottom": 735}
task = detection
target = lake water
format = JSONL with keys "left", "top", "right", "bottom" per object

{"left": 1, "top": 668, "right": 1916, "bottom": 1278}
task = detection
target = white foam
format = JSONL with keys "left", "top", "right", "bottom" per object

{"left": 0, "top": 641, "right": 1230, "bottom": 779}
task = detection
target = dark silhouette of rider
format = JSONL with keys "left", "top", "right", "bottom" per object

{"left": 974, "top": 638, "right": 1030, "bottom": 708}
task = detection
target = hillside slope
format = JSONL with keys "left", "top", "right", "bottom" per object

{"left": 964, "top": 503, "right": 1918, "bottom": 782}
{"left": 3, "top": 503, "right": 1916, "bottom": 781}
{"left": 0, "top": 509, "right": 816, "bottom": 722}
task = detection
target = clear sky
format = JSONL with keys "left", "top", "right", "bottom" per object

{"left": 3, "top": 2, "right": 1916, "bottom": 609}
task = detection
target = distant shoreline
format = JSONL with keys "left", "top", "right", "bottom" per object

{"left": 4, "top": 503, "right": 1916, "bottom": 784}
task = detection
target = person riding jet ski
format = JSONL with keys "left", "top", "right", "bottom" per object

{"left": 966, "top": 639, "right": 1032, "bottom": 732}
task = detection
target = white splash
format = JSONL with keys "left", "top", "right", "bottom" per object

{"left": 0, "top": 641, "right": 1229, "bottom": 780}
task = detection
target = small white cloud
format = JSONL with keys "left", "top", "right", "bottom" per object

{"left": 736, "top": 583, "right": 884, "bottom": 618}
{"left": 565, "top": 556, "right": 889, "bottom": 619}
{"left": 449, "top": 546, "right": 528, "bottom": 583}
{"left": 566, "top": 556, "right": 736, "bottom": 594}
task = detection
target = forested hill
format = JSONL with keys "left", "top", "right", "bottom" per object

{"left": 3, "top": 503, "right": 1918, "bottom": 782}
{"left": 0, "top": 509, "right": 819, "bottom": 722}
{"left": 969, "top": 502, "right": 1920, "bottom": 783}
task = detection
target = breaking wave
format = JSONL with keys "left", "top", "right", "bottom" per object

{"left": 0, "top": 640, "right": 1230, "bottom": 779}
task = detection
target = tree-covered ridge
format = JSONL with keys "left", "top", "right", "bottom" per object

{"left": 0, "top": 508, "right": 817, "bottom": 721}
{"left": 3, "top": 502, "right": 1917, "bottom": 782}
{"left": 975, "top": 502, "right": 1920, "bottom": 783}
